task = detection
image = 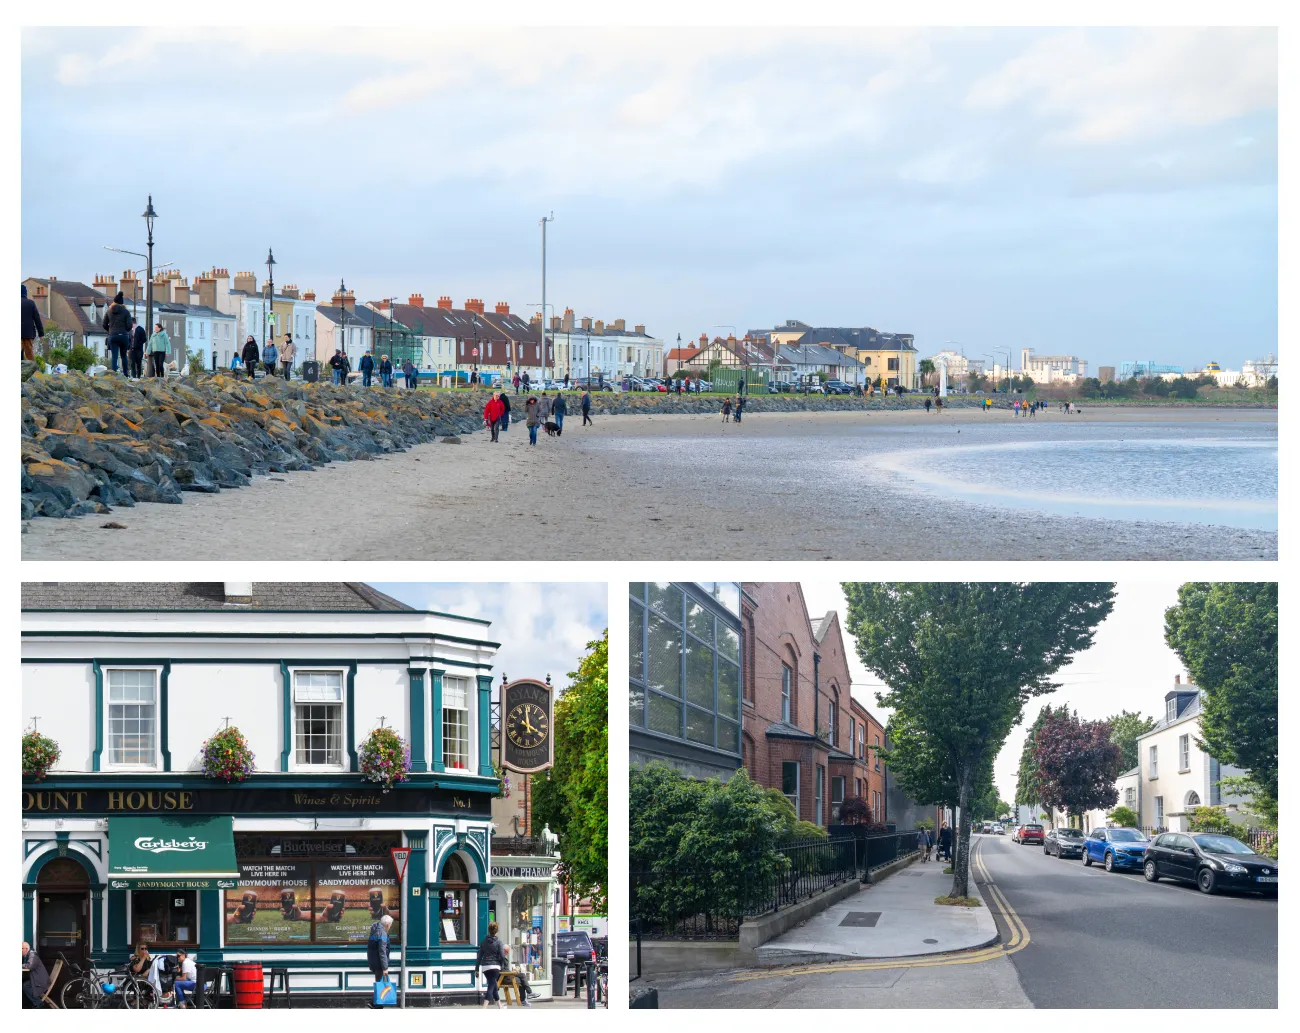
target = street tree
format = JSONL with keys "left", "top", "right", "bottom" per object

{"left": 1105, "top": 710, "right": 1156, "bottom": 772}
{"left": 1031, "top": 709, "right": 1123, "bottom": 823}
{"left": 1164, "top": 582, "right": 1278, "bottom": 806}
{"left": 843, "top": 582, "right": 1115, "bottom": 899}
{"left": 1016, "top": 703, "right": 1071, "bottom": 811}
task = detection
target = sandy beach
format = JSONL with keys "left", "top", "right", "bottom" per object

{"left": 21, "top": 406, "right": 1277, "bottom": 561}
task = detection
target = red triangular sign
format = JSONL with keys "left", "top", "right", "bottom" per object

{"left": 391, "top": 848, "right": 411, "bottom": 883}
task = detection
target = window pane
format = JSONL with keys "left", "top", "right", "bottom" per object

{"left": 647, "top": 694, "right": 681, "bottom": 737}
{"left": 443, "top": 677, "right": 469, "bottom": 709}
{"left": 685, "top": 707, "right": 714, "bottom": 746}
{"left": 686, "top": 601, "right": 714, "bottom": 644}
{"left": 296, "top": 703, "right": 342, "bottom": 765}
{"left": 629, "top": 683, "right": 645, "bottom": 728}
{"left": 294, "top": 670, "right": 343, "bottom": 702}
{"left": 782, "top": 761, "right": 798, "bottom": 795}
{"left": 717, "top": 718, "right": 739, "bottom": 753}
{"left": 718, "top": 660, "right": 739, "bottom": 719}
{"left": 684, "top": 639, "right": 714, "bottom": 709}
{"left": 718, "top": 624, "right": 739, "bottom": 662}
{"left": 647, "top": 583, "right": 682, "bottom": 622}
{"left": 444, "top": 706, "right": 470, "bottom": 769}
{"left": 630, "top": 583, "right": 646, "bottom": 601}
{"left": 647, "top": 616, "right": 681, "bottom": 697}
{"left": 629, "top": 601, "right": 645, "bottom": 683}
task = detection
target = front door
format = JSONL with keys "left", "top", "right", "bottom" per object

{"left": 36, "top": 857, "right": 90, "bottom": 1004}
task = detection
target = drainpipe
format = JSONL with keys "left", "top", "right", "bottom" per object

{"left": 812, "top": 653, "right": 820, "bottom": 737}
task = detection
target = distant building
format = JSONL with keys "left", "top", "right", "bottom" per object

{"left": 751, "top": 320, "right": 918, "bottom": 389}
{"left": 22, "top": 276, "right": 109, "bottom": 356}
{"left": 550, "top": 312, "right": 663, "bottom": 381}
{"left": 1098, "top": 366, "right": 1116, "bottom": 384}
{"left": 1020, "top": 348, "right": 1087, "bottom": 384}
{"left": 927, "top": 349, "right": 986, "bottom": 382}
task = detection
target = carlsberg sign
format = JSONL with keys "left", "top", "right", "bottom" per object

{"left": 134, "top": 836, "right": 208, "bottom": 854}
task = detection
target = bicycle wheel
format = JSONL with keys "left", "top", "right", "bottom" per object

{"left": 60, "top": 975, "right": 90, "bottom": 1009}
{"left": 118, "top": 978, "right": 144, "bottom": 1009}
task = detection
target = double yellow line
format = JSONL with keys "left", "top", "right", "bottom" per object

{"left": 728, "top": 839, "right": 1031, "bottom": 983}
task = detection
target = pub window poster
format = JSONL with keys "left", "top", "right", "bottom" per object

{"left": 314, "top": 861, "right": 401, "bottom": 943}
{"left": 225, "top": 863, "right": 313, "bottom": 944}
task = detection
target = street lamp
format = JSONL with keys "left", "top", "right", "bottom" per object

{"left": 337, "top": 278, "right": 348, "bottom": 364}
{"left": 142, "top": 195, "right": 158, "bottom": 339}
{"left": 102, "top": 248, "right": 173, "bottom": 316}
{"left": 529, "top": 302, "right": 556, "bottom": 385}
{"left": 264, "top": 248, "right": 276, "bottom": 352}
{"left": 539, "top": 212, "right": 554, "bottom": 381}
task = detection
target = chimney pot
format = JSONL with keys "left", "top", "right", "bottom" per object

{"left": 594, "top": 320, "right": 605, "bottom": 333}
{"left": 408, "top": 293, "right": 424, "bottom": 308}
{"left": 437, "top": 295, "right": 453, "bottom": 309}
{"left": 634, "top": 324, "right": 646, "bottom": 335}
{"left": 495, "top": 302, "right": 510, "bottom": 314}
{"left": 1175, "top": 674, "right": 1180, "bottom": 685}
{"left": 580, "top": 316, "right": 592, "bottom": 331}
{"left": 466, "top": 298, "right": 485, "bottom": 314}
{"left": 613, "top": 318, "right": 626, "bottom": 331}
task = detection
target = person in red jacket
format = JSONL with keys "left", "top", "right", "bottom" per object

{"left": 484, "top": 392, "right": 505, "bottom": 442}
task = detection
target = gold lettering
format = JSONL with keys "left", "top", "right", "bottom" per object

{"left": 54, "top": 792, "right": 71, "bottom": 810}
{"left": 108, "top": 791, "right": 124, "bottom": 811}
{"left": 73, "top": 792, "right": 87, "bottom": 811}
{"left": 178, "top": 792, "right": 193, "bottom": 810}
{"left": 146, "top": 792, "right": 161, "bottom": 810}
{"left": 126, "top": 791, "right": 145, "bottom": 810}
{"left": 22, "top": 792, "right": 34, "bottom": 811}
{"left": 163, "top": 792, "right": 177, "bottom": 810}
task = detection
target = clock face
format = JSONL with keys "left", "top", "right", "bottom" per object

{"left": 506, "top": 702, "right": 549, "bottom": 750}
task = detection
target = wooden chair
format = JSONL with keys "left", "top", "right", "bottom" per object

{"left": 40, "top": 959, "right": 63, "bottom": 1008}
{"left": 496, "top": 971, "right": 522, "bottom": 1006}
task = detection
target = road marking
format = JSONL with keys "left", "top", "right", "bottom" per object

{"left": 726, "top": 839, "right": 1032, "bottom": 984}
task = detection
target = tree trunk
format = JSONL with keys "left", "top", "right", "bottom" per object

{"left": 952, "top": 767, "right": 972, "bottom": 899}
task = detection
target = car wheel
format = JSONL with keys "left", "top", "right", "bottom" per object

{"left": 1082, "top": 849, "right": 1092, "bottom": 867}
{"left": 1104, "top": 852, "right": 1115, "bottom": 872}
{"left": 1144, "top": 860, "right": 1159, "bottom": 882}
{"left": 1198, "top": 868, "right": 1217, "bottom": 895}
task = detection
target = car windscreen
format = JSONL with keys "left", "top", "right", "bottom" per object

{"left": 1192, "top": 834, "right": 1255, "bottom": 855}
{"left": 1108, "top": 829, "right": 1147, "bottom": 842}
{"left": 1056, "top": 828, "right": 1083, "bottom": 837}
{"left": 556, "top": 934, "right": 591, "bottom": 952}
{"left": 1024, "top": 825, "right": 1042, "bottom": 831}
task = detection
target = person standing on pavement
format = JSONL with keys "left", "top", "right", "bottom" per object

{"left": 130, "top": 320, "right": 147, "bottom": 379}
{"left": 379, "top": 354, "right": 394, "bottom": 388}
{"left": 359, "top": 350, "right": 375, "bottom": 387}
{"left": 148, "top": 322, "right": 171, "bottom": 378}
{"left": 938, "top": 822, "right": 952, "bottom": 862}
{"left": 552, "top": 390, "right": 567, "bottom": 436}
{"left": 280, "top": 333, "right": 295, "bottom": 379}
{"left": 521, "top": 371, "right": 531, "bottom": 395}
{"left": 581, "top": 389, "right": 592, "bottom": 425}
{"left": 240, "top": 336, "right": 260, "bottom": 380}
{"left": 525, "top": 395, "right": 540, "bottom": 446}
{"left": 262, "top": 336, "right": 279, "bottom": 378}
{"left": 403, "top": 358, "right": 417, "bottom": 389}
{"left": 21, "top": 284, "right": 45, "bottom": 363}
{"left": 475, "top": 922, "right": 508, "bottom": 1009}
{"left": 499, "top": 390, "right": 511, "bottom": 432}
{"left": 22, "top": 941, "right": 49, "bottom": 1008}
{"left": 102, "top": 291, "right": 134, "bottom": 374}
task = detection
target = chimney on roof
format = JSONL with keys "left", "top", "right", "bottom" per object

{"left": 408, "top": 293, "right": 424, "bottom": 308}
{"left": 233, "top": 271, "right": 257, "bottom": 294}
{"left": 548, "top": 315, "right": 560, "bottom": 330}
{"left": 634, "top": 324, "right": 645, "bottom": 335}
{"left": 209, "top": 267, "right": 230, "bottom": 298}
{"left": 580, "top": 316, "right": 592, "bottom": 331}
{"left": 529, "top": 312, "right": 542, "bottom": 327}
{"left": 302, "top": 289, "right": 316, "bottom": 302}
{"left": 119, "top": 272, "right": 140, "bottom": 302}
{"left": 594, "top": 320, "right": 604, "bottom": 334}
{"left": 562, "top": 308, "right": 574, "bottom": 332}
{"left": 465, "top": 298, "right": 485, "bottom": 314}
{"left": 196, "top": 272, "right": 217, "bottom": 310}
{"left": 93, "top": 274, "right": 117, "bottom": 298}
{"left": 495, "top": 302, "right": 510, "bottom": 315}
{"left": 699, "top": 332, "right": 708, "bottom": 346}
{"left": 436, "top": 295, "right": 452, "bottom": 309}
{"left": 281, "top": 284, "right": 299, "bottom": 299}
{"left": 1175, "top": 674, "right": 1180, "bottom": 685}
{"left": 171, "top": 277, "right": 190, "bottom": 304}
{"left": 613, "top": 318, "right": 626, "bottom": 332}
{"left": 223, "top": 582, "right": 253, "bottom": 605}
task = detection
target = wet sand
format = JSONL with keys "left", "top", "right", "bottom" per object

{"left": 20, "top": 407, "right": 1278, "bottom": 561}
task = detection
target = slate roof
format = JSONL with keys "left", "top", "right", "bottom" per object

{"left": 811, "top": 611, "right": 838, "bottom": 643}
{"left": 22, "top": 582, "right": 415, "bottom": 612}
{"left": 764, "top": 721, "right": 824, "bottom": 742}
{"left": 24, "top": 278, "right": 108, "bottom": 336}
{"left": 777, "top": 343, "right": 866, "bottom": 369}
{"left": 1142, "top": 693, "right": 1203, "bottom": 736}
{"left": 315, "top": 304, "right": 406, "bottom": 330}
{"left": 1118, "top": 766, "right": 1140, "bottom": 778}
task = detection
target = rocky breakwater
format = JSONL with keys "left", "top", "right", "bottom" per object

{"left": 21, "top": 373, "right": 484, "bottom": 521}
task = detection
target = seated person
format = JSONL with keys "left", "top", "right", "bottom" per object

{"left": 127, "top": 943, "right": 153, "bottom": 977}
{"left": 173, "top": 949, "right": 198, "bottom": 1008}
{"left": 502, "top": 945, "right": 539, "bottom": 1005}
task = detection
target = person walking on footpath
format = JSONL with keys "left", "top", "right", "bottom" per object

{"left": 102, "top": 290, "right": 134, "bottom": 374}
{"left": 21, "top": 284, "right": 45, "bottom": 363}
{"left": 403, "top": 358, "right": 417, "bottom": 389}
{"left": 484, "top": 391, "right": 505, "bottom": 442}
{"left": 581, "top": 389, "right": 593, "bottom": 425}
{"left": 552, "top": 390, "right": 567, "bottom": 436}
{"left": 521, "top": 371, "right": 531, "bottom": 394}
{"left": 499, "top": 390, "right": 511, "bottom": 432}
{"left": 918, "top": 827, "right": 931, "bottom": 862}
{"left": 537, "top": 391, "right": 552, "bottom": 426}
{"left": 366, "top": 914, "right": 394, "bottom": 1005}
{"left": 379, "top": 354, "right": 394, "bottom": 388}
{"left": 924, "top": 397, "right": 932, "bottom": 413}
{"left": 262, "top": 336, "right": 278, "bottom": 378}
{"left": 22, "top": 941, "right": 49, "bottom": 1008}
{"left": 130, "top": 320, "right": 147, "bottom": 379}
{"left": 721, "top": 397, "right": 731, "bottom": 422}
{"left": 475, "top": 921, "right": 509, "bottom": 1009}
{"left": 513, "top": 371, "right": 521, "bottom": 395}
{"left": 525, "top": 395, "right": 540, "bottom": 446}
{"left": 359, "top": 350, "right": 375, "bottom": 387}
{"left": 149, "top": 322, "right": 171, "bottom": 378}
{"left": 563, "top": 370, "right": 570, "bottom": 389}
{"left": 240, "top": 335, "right": 260, "bottom": 380}
{"left": 938, "top": 822, "right": 952, "bottom": 862}
{"left": 280, "top": 333, "right": 296, "bottom": 379}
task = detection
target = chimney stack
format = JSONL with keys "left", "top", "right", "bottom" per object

{"left": 613, "top": 318, "right": 626, "bottom": 332}
{"left": 580, "top": 316, "right": 592, "bottom": 331}
{"left": 465, "top": 298, "right": 485, "bottom": 314}
{"left": 408, "top": 293, "right": 424, "bottom": 308}
{"left": 119, "top": 271, "right": 140, "bottom": 301}
{"left": 550, "top": 315, "right": 561, "bottom": 330}
{"left": 302, "top": 289, "right": 316, "bottom": 302}
{"left": 495, "top": 302, "right": 510, "bottom": 315}
{"left": 281, "top": 284, "right": 299, "bottom": 299}
{"left": 233, "top": 271, "right": 258, "bottom": 294}
{"left": 562, "top": 308, "right": 574, "bottom": 332}
{"left": 594, "top": 320, "right": 605, "bottom": 334}
{"left": 437, "top": 296, "right": 453, "bottom": 309}
{"left": 196, "top": 272, "right": 218, "bottom": 310}
{"left": 1175, "top": 674, "right": 1180, "bottom": 685}
{"left": 699, "top": 333, "right": 708, "bottom": 346}
{"left": 93, "top": 274, "right": 117, "bottom": 298}
{"left": 171, "top": 276, "right": 190, "bottom": 304}
{"left": 634, "top": 324, "right": 646, "bottom": 335}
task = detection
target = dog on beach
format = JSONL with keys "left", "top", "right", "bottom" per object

{"left": 544, "top": 421, "right": 561, "bottom": 437}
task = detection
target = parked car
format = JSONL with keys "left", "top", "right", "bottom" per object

{"left": 555, "top": 930, "right": 598, "bottom": 988}
{"left": 980, "top": 822, "right": 995, "bottom": 834}
{"left": 1012, "top": 823, "right": 1044, "bottom": 844}
{"left": 1044, "top": 826, "right": 1085, "bottom": 858}
{"left": 1143, "top": 832, "right": 1278, "bottom": 896}
{"left": 994, "top": 823, "right": 1007, "bottom": 835}
{"left": 572, "top": 377, "right": 613, "bottom": 392}
{"left": 1082, "top": 826, "right": 1149, "bottom": 871}
{"left": 822, "top": 379, "right": 853, "bottom": 395}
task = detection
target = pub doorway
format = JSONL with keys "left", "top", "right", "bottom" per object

{"left": 36, "top": 857, "right": 90, "bottom": 1004}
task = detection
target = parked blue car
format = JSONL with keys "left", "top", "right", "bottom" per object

{"left": 1082, "top": 827, "right": 1150, "bottom": 872}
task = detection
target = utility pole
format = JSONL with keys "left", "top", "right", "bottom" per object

{"left": 540, "top": 212, "right": 554, "bottom": 382}
{"left": 142, "top": 196, "right": 158, "bottom": 342}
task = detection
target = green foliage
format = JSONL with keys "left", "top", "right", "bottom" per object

{"left": 843, "top": 582, "right": 1116, "bottom": 900}
{"left": 1186, "top": 806, "right": 1249, "bottom": 843}
{"left": 1218, "top": 775, "right": 1277, "bottom": 829}
{"left": 1108, "top": 805, "right": 1139, "bottom": 828}
{"left": 186, "top": 347, "right": 208, "bottom": 377}
{"left": 1164, "top": 583, "right": 1277, "bottom": 805}
{"left": 540, "top": 632, "right": 608, "bottom": 911}
{"left": 23, "top": 730, "right": 61, "bottom": 781}
{"left": 1031, "top": 709, "right": 1122, "bottom": 819}
{"left": 1017, "top": 704, "right": 1070, "bottom": 808}
{"left": 919, "top": 359, "right": 936, "bottom": 376}
{"left": 1106, "top": 710, "right": 1156, "bottom": 771}
{"left": 761, "top": 787, "right": 828, "bottom": 842}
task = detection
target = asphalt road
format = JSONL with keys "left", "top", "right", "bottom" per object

{"left": 973, "top": 832, "right": 1277, "bottom": 1008}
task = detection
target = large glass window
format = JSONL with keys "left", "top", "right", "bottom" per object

{"left": 782, "top": 761, "right": 799, "bottom": 814}
{"left": 294, "top": 671, "right": 344, "bottom": 768}
{"left": 443, "top": 677, "right": 471, "bottom": 770}
{"left": 439, "top": 854, "right": 470, "bottom": 943}
{"left": 107, "top": 669, "right": 157, "bottom": 767}
{"left": 831, "top": 776, "right": 845, "bottom": 823}
{"left": 781, "top": 665, "right": 792, "bottom": 722}
{"left": 132, "top": 890, "right": 196, "bottom": 946}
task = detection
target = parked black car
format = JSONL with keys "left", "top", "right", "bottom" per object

{"left": 1143, "top": 831, "right": 1278, "bottom": 896}
{"left": 822, "top": 379, "right": 854, "bottom": 395}
{"left": 1043, "top": 826, "right": 1085, "bottom": 858}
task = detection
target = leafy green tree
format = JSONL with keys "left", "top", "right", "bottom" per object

{"left": 1186, "top": 806, "right": 1249, "bottom": 844}
{"left": 1106, "top": 710, "right": 1156, "bottom": 771}
{"left": 530, "top": 632, "right": 607, "bottom": 910}
{"left": 843, "top": 582, "right": 1115, "bottom": 899}
{"left": 1031, "top": 709, "right": 1122, "bottom": 823}
{"left": 1108, "top": 805, "right": 1139, "bottom": 828}
{"left": 1164, "top": 583, "right": 1277, "bottom": 805}
{"left": 1016, "top": 704, "right": 1069, "bottom": 810}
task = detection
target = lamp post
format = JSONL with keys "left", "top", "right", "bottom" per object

{"left": 539, "top": 212, "right": 554, "bottom": 381}
{"left": 264, "top": 248, "right": 276, "bottom": 353}
{"left": 142, "top": 195, "right": 158, "bottom": 340}
{"left": 102, "top": 249, "right": 174, "bottom": 321}
{"left": 528, "top": 302, "right": 556, "bottom": 385}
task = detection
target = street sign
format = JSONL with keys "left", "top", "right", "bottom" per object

{"left": 391, "top": 847, "right": 412, "bottom": 1008}
{"left": 391, "top": 848, "right": 411, "bottom": 882}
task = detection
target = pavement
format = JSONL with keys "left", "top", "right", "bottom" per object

{"left": 755, "top": 854, "right": 998, "bottom": 963}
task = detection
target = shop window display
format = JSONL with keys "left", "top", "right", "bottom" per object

{"left": 439, "top": 854, "right": 470, "bottom": 942}
{"left": 511, "top": 884, "right": 546, "bottom": 983}
{"left": 132, "top": 890, "right": 197, "bottom": 946}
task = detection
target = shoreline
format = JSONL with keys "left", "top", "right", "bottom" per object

{"left": 21, "top": 406, "right": 1277, "bottom": 561}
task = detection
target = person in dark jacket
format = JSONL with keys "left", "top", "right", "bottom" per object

{"left": 102, "top": 291, "right": 134, "bottom": 374}
{"left": 402, "top": 359, "right": 417, "bottom": 389}
{"left": 21, "top": 285, "right": 45, "bottom": 361}
{"left": 359, "top": 351, "right": 375, "bottom": 387}
{"left": 130, "top": 322, "right": 147, "bottom": 379}
{"left": 329, "top": 349, "right": 346, "bottom": 385}
{"left": 240, "top": 336, "right": 260, "bottom": 380}
{"left": 475, "top": 922, "right": 508, "bottom": 1008}
{"left": 262, "top": 338, "right": 278, "bottom": 378}
{"left": 366, "top": 914, "right": 393, "bottom": 985}
{"left": 23, "top": 941, "right": 49, "bottom": 1008}
{"left": 581, "top": 389, "right": 592, "bottom": 425}
{"left": 379, "top": 354, "right": 394, "bottom": 388}
{"left": 552, "top": 391, "right": 567, "bottom": 436}
{"left": 938, "top": 822, "right": 952, "bottom": 862}
{"left": 499, "top": 390, "right": 511, "bottom": 431}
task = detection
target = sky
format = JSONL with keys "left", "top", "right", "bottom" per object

{"left": 21, "top": 26, "right": 1277, "bottom": 370}
{"left": 369, "top": 582, "right": 607, "bottom": 697}
{"left": 799, "top": 581, "right": 1185, "bottom": 806}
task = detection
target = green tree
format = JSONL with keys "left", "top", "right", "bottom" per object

{"left": 1164, "top": 583, "right": 1277, "bottom": 805}
{"left": 843, "top": 582, "right": 1115, "bottom": 899}
{"left": 1031, "top": 709, "right": 1122, "bottom": 823}
{"left": 1105, "top": 710, "right": 1156, "bottom": 771}
{"left": 1108, "top": 805, "right": 1139, "bottom": 828}
{"left": 530, "top": 632, "right": 607, "bottom": 911}
{"left": 1016, "top": 704, "right": 1070, "bottom": 810}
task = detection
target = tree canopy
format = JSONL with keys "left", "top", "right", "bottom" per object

{"left": 1016, "top": 703, "right": 1071, "bottom": 809}
{"left": 1105, "top": 710, "right": 1156, "bottom": 772}
{"left": 843, "top": 581, "right": 1115, "bottom": 899}
{"left": 1031, "top": 709, "right": 1122, "bottom": 820}
{"left": 1164, "top": 583, "right": 1277, "bottom": 803}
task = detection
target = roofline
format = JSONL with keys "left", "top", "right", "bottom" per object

{"left": 1135, "top": 709, "right": 1202, "bottom": 740}
{"left": 22, "top": 605, "right": 491, "bottom": 625}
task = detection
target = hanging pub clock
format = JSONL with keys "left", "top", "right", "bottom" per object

{"left": 501, "top": 677, "right": 554, "bottom": 773}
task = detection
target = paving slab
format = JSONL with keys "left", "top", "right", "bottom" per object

{"left": 754, "top": 856, "right": 997, "bottom": 963}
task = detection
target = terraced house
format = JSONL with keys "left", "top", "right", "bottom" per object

{"left": 22, "top": 582, "right": 502, "bottom": 1005}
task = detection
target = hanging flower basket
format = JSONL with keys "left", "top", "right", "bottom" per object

{"left": 359, "top": 727, "right": 411, "bottom": 793}
{"left": 200, "top": 726, "right": 256, "bottom": 783}
{"left": 493, "top": 762, "right": 511, "bottom": 799}
{"left": 23, "top": 731, "right": 60, "bottom": 782}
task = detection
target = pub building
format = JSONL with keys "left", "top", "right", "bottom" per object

{"left": 21, "top": 582, "right": 504, "bottom": 1004}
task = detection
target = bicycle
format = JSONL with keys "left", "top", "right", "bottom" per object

{"left": 57, "top": 954, "right": 139, "bottom": 1009}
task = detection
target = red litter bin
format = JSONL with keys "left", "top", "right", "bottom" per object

{"left": 233, "top": 961, "right": 264, "bottom": 1008}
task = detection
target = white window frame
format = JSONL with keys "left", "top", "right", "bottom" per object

{"left": 441, "top": 675, "right": 475, "bottom": 772}
{"left": 1178, "top": 734, "right": 1190, "bottom": 772}
{"left": 1154, "top": 796, "right": 1165, "bottom": 827}
{"left": 782, "top": 760, "right": 799, "bottom": 814}
{"left": 102, "top": 666, "right": 164, "bottom": 771}
{"left": 288, "top": 668, "right": 348, "bottom": 773}
{"left": 1149, "top": 744, "right": 1158, "bottom": 779}
{"left": 858, "top": 724, "right": 865, "bottom": 760}
{"left": 1166, "top": 698, "right": 1177, "bottom": 723}
{"left": 780, "top": 664, "right": 792, "bottom": 723}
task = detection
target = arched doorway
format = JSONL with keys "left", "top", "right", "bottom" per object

{"left": 437, "top": 854, "right": 471, "bottom": 945}
{"left": 35, "top": 857, "right": 90, "bottom": 1003}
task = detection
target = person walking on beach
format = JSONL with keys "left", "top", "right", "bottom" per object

{"left": 359, "top": 350, "right": 375, "bottom": 387}
{"left": 280, "top": 333, "right": 295, "bottom": 379}
{"left": 21, "top": 284, "right": 45, "bottom": 363}
{"left": 241, "top": 335, "right": 260, "bottom": 380}
{"left": 924, "top": 397, "right": 932, "bottom": 413}
{"left": 103, "top": 290, "right": 134, "bottom": 374}
{"left": 552, "top": 390, "right": 567, "bottom": 436}
{"left": 475, "top": 921, "right": 508, "bottom": 1009}
{"left": 262, "top": 336, "right": 278, "bottom": 378}
{"left": 538, "top": 391, "right": 552, "bottom": 425}
{"left": 484, "top": 391, "right": 504, "bottom": 442}
{"left": 379, "top": 354, "right": 394, "bottom": 388}
{"left": 525, "top": 395, "right": 540, "bottom": 446}
{"left": 581, "top": 389, "right": 592, "bottom": 425}
{"left": 130, "top": 319, "right": 147, "bottom": 379}
{"left": 499, "top": 390, "right": 511, "bottom": 431}
{"left": 734, "top": 394, "right": 744, "bottom": 423}
{"left": 149, "top": 322, "right": 171, "bottom": 378}
{"left": 721, "top": 397, "right": 731, "bottom": 422}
